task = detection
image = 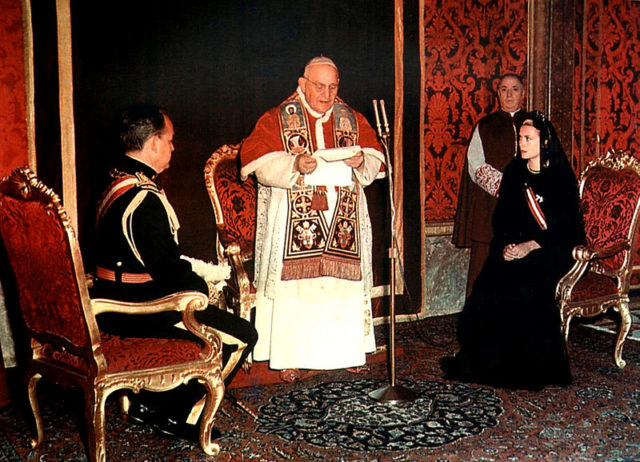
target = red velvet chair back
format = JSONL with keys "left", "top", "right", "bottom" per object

{"left": 0, "top": 167, "right": 98, "bottom": 358}
{"left": 204, "top": 145, "right": 257, "bottom": 357}
{"left": 579, "top": 153, "right": 640, "bottom": 275}
{"left": 204, "top": 143, "right": 256, "bottom": 262}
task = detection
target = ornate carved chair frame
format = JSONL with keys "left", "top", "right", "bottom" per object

{"left": 556, "top": 150, "right": 640, "bottom": 368}
{"left": 204, "top": 144, "right": 257, "bottom": 362}
{"left": 0, "top": 168, "right": 225, "bottom": 461}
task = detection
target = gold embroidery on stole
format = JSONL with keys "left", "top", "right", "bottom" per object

{"left": 278, "top": 94, "right": 362, "bottom": 281}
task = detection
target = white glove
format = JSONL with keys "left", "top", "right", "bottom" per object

{"left": 180, "top": 255, "right": 231, "bottom": 282}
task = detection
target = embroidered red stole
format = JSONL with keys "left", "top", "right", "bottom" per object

{"left": 278, "top": 94, "right": 363, "bottom": 281}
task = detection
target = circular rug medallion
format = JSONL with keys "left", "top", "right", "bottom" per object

{"left": 256, "top": 378, "right": 503, "bottom": 451}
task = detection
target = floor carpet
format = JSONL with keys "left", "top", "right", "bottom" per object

{"left": 0, "top": 312, "right": 638, "bottom": 461}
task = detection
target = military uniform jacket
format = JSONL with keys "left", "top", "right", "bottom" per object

{"left": 91, "top": 156, "right": 207, "bottom": 337}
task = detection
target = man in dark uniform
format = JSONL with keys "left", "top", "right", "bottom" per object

{"left": 91, "top": 103, "right": 258, "bottom": 441}
{"left": 453, "top": 74, "right": 528, "bottom": 295}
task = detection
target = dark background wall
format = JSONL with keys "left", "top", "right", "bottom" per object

{"left": 31, "top": 0, "right": 62, "bottom": 194}
{"left": 66, "top": 0, "right": 402, "bottom": 307}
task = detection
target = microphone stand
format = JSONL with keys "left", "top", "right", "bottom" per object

{"left": 368, "top": 99, "right": 416, "bottom": 403}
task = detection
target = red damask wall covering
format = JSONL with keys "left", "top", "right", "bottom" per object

{"left": 422, "top": 0, "right": 528, "bottom": 224}
{"left": 0, "top": 1, "right": 28, "bottom": 177}
{"left": 421, "top": 0, "right": 639, "bottom": 286}
{"left": 573, "top": 0, "right": 640, "bottom": 163}
{"left": 573, "top": 0, "right": 640, "bottom": 286}
{"left": 0, "top": 0, "right": 26, "bottom": 407}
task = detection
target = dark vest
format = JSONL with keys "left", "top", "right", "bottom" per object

{"left": 453, "top": 109, "right": 528, "bottom": 245}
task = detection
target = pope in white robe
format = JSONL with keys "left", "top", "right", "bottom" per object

{"left": 240, "top": 56, "right": 385, "bottom": 371}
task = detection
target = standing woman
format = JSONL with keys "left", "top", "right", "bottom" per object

{"left": 441, "top": 111, "right": 585, "bottom": 390}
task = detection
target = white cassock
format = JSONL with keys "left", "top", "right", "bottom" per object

{"left": 240, "top": 90, "right": 384, "bottom": 370}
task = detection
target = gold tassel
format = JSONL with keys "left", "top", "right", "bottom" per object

{"left": 310, "top": 186, "right": 329, "bottom": 211}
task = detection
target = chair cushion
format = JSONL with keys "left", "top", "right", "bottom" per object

{"left": 569, "top": 271, "right": 619, "bottom": 302}
{"left": 41, "top": 334, "right": 205, "bottom": 374}
{"left": 101, "top": 334, "right": 205, "bottom": 373}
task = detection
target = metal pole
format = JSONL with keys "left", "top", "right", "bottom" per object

{"left": 368, "top": 100, "right": 416, "bottom": 403}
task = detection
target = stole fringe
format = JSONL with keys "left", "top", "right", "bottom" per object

{"left": 281, "top": 255, "right": 361, "bottom": 281}
{"left": 281, "top": 256, "right": 322, "bottom": 281}
{"left": 321, "top": 255, "right": 362, "bottom": 281}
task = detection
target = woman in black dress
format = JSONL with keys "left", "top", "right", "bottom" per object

{"left": 441, "top": 111, "right": 585, "bottom": 390}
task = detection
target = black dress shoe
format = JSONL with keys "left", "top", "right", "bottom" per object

{"left": 154, "top": 416, "right": 221, "bottom": 444}
{"left": 127, "top": 402, "right": 158, "bottom": 426}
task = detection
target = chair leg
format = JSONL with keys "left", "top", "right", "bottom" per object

{"left": 239, "top": 300, "right": 255, "bottom": 372}
{"left": 562, "top": 314, "right": 571, "bottom": 342}
{"left": 222, "top": 344, "right": 247, "bottom": 382}
{"left": 614, "top": 300, "right": 632, "bottom": 369}
{"left": 85, "top": 388, "right": 107, "bottom": 462}
{"left": 187, "top": 389, "right": 258, "bottom": 422}
{"left": 26, "top": 372, "right": 43, "bottom": 449}
{"left": 186, "top": 395, "right": 207, "bottom": 425}
{"left": 242, "top": 352, "right": 253, "bottom": 373}
{"left": 119, "top": 392, "right": 131, "bottom": 420}
{"left": 212, "top": 329, "right": 248, "bottom": 382}
{"left": 198, "top": 378, "right": 224, "bottom": 456}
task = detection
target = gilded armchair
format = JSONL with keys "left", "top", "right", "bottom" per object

{"left": 0, "top": 167, "right": 225, "bottom": 461}
{"left": 556, "top": 150, "right": 640, "bottom": 368}
{"left": 204, "top": 143, "right": 257, "bottom": 329}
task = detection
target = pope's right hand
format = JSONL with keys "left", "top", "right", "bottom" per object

{"left": 295, "top": 154, "right": 317, "bottom": 175}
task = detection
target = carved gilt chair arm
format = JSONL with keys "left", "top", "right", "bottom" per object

{"left": 556, "top": 257, "right": 589, "bottom": 302}
{"left": 180, "top": 303, "right": 224, "bottom": 362}
{"left": 556, "top": 240, "right": 631, "bottom": 302}
{"left": 91, "top": 292, "right": 222, "bottom": 361}
{"left": 571, "top": 241, "right": 630, "bottom": 261}
{"left": 91, "top": 291, "right": 208, "bottom": 316}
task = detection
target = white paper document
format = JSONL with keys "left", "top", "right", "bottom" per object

{"left": 313, "top": 146, "right": 361, "bottom": 162}
{"left": 305, "top": 147, "right": 360, "bottom": 186}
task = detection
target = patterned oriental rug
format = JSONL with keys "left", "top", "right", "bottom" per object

{"left": 0, "top": 312, "right": 639, "bottom": 461}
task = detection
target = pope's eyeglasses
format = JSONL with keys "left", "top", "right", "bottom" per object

{"left": 305, "top": 78, "right": 339, "bottom": 93}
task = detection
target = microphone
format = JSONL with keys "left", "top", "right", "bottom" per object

{"left": 372, "top": 99, "right": 383, "bottom": 138}
{"left": 371, "top": 99, "right": 390, "bottom": 142}
{"left": 379, "top": 99, "right": 390, "bottom": 135}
